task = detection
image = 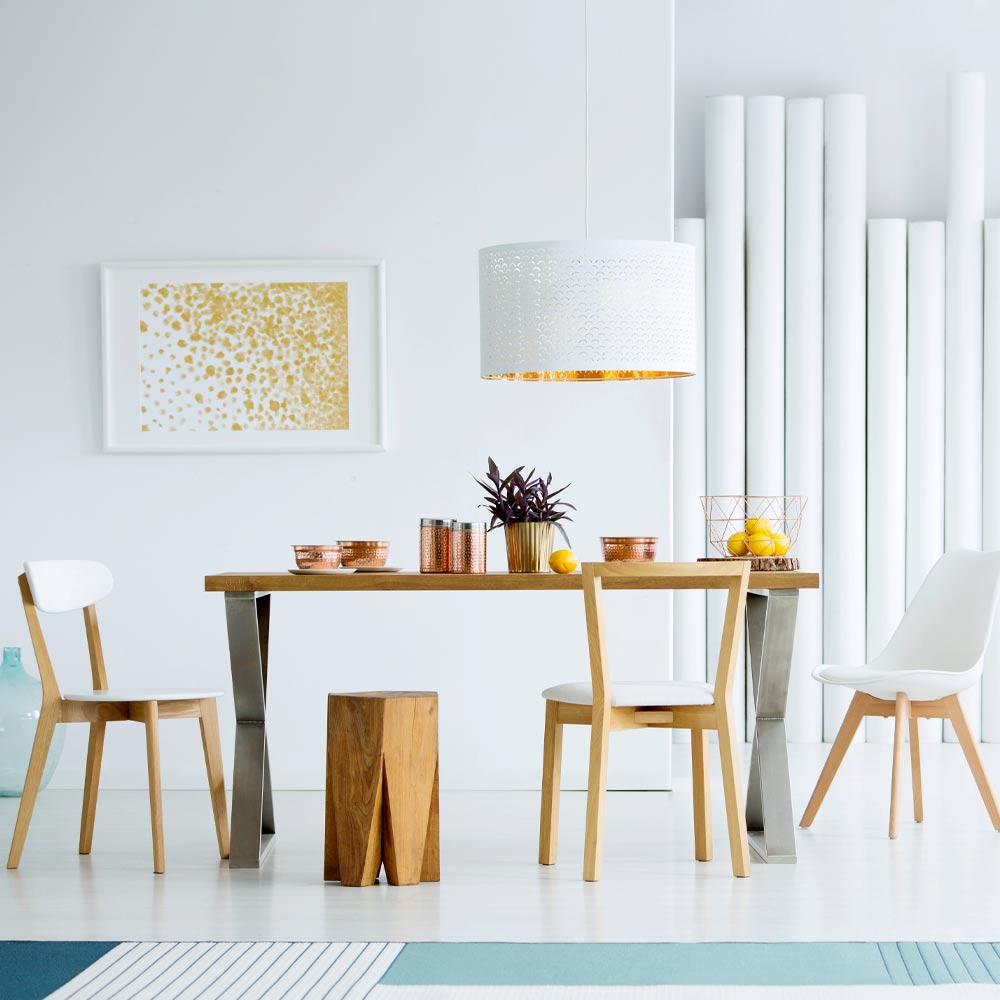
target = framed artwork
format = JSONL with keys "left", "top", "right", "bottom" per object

{"left": 101, "top": 259, "right": 387, "bottom": 452}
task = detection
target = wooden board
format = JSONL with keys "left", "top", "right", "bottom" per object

{"left": 698, "top": 556, "right": 801, "bottom": 572}
{"left": 206, "top": 569, "right": 819, "bottom": 593}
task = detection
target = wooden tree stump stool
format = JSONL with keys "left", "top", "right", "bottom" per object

{"left": 324, "top": 691, "right": 440, "bottom": 886}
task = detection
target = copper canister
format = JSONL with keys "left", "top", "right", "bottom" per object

{"left": 450, "top": 521, "right": 487, "bottom": 574}
{"left": 420, "top": 518, "right": 452, "bottom": 573}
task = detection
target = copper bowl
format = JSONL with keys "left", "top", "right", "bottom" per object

{"left": 338, "top": 540, "right": 390, "bottom": 568}
{"left": 600, "top": 536, "right": 658, "bottom": 562}
{"left": 293, "top": 544, "right": 342, "bottom": 569}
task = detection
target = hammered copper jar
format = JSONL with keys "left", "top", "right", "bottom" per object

{"left": 420, "top": 518, "right": 452, "bottom": 573}
{"left": 450, "top": 521, "right": 486, "bottom": 573}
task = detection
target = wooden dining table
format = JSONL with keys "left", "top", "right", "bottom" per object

{"left": 205, "top": 568, "right": 819, "bottom": 869}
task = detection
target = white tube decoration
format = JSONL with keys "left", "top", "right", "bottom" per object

{"left": 945, "top": 71, "right": 985, "bottom": 741}
{"left": 983, "top": 220, "right": 1000, "bottom": 742}
{"left": 865, "top": 220, "right": 908, "bottom": 743}
{"left": 745, "top": 95, "right": 785, "bottom": 740}
{"left": 822, "top": 94, "right": 867, "bottom": 742}
{"left": 705, "top": 95, "right": 746, "bottom": 742}
{"left": 673, "top": 219, "right": 708, "bottom": 713}
{"left": 784, "top": 97, "right": 824, "bottom": 743}
{"left": 746, "top": 96, "right": 786, "bottom": 498}
{"left": 907, "top": 221, "right": 946, "bottom": 743}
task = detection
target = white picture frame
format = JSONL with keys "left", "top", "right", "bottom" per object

{"left": 101, "top": 259, "right": 387, "bottom": 453}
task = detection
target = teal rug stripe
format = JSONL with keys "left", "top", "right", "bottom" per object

{"left": 0, "top": 941, "right": 121, "bottom": 1000}
{"left": 877, "top": 942, "right": 911, "bottom": 984}
{"left": 915, "top": 941, "right": 950, "bottom": 984}
{"left": 957, "top": 941, "right": 993, "bottom": 983}
{"left": 898, "top": 942, "right": 932, "bottom": 985}
{"left": 382, "top": 943, "right": 894, "bottom": 987}
{"left": 973, "top": 942, "right": 1000, "bottom": 981}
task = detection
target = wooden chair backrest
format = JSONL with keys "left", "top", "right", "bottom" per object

{"left": 18, "top": 573, "right": 109, "bottom": 704}
{"left": 581, "top": 561, "right": 751, "bottom": 709}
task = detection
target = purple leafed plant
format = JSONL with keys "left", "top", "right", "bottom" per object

{"left": 474, "top": 457, "right": 575, "bottom": 547}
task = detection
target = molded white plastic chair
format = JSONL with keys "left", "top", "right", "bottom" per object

{"left": 7, "top": 561, "right": 230, "bottom": 873}
{"left": 801, "top": 549, "right": 1000, "bottom": 838}
{"left": 539, "top": 561, "right": 751, "bottom": 881}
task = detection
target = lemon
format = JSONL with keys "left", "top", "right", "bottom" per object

{"left": 747, "top": 532, "right": 776, "bottom": 557}
{"left": 745, "top": 516, "right": 772, "bottom": 536}
{"left": 770, "top": 532, "right": 790, "bottom": 556}
{"left": 727, "top": 531, "right": 749, "bottom": 556}
{"left": 549, "top": 549, "right": 578, "bottom": 574}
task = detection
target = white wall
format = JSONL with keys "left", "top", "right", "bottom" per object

{"left": 0, "top": 0, "right": 678, "bottom": 790}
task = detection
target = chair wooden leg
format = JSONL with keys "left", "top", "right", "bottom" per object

{"left": 947, "top": 694, "right": 1000, "bottom": 830}
{"left": 908, "top": 717, "right": 923, "bottom": 823}
{"left": 889, "top": 693, "right": 910, "bottom": 838}
{"left": 716, "top": 707, "right": 750, "bottom": 878}
{"left": 198, "top": 699, "right": 230, "bottom": 860}
{"left": 79, "top": 721, "right": 106, "bottom": 854}
{"left": 539, "top": 700, "right": 563, "bottom": 865}
{"left": 582, "top": 707, "right": 610, "bottom": 882}
{"left": 6, "top": 704, "right": 59, "bottom": 870}
{"left": 691, "top": 729, "right": 712, "bottom": 862}
{"left": 143, "top": 702, "right": 165, "bottom": 874}
{"left": 800, "top": 691, "right": 867, "bottom": 827}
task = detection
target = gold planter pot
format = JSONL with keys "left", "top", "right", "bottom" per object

{"left": 504, "top": 522, "right": 555, "bottom": 573}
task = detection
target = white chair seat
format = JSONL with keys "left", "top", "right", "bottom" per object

{"left": 63, "top": 688, "right": 224, "bottom": 703}
{"left": 812, "top": 663, "right": 979, "bottom": 702}
{"left": 541, "top": 680, "right": 715, "bottom": 707}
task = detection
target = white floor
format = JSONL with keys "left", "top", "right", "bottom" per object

{"left": 2, "top": 742, "right": 999, "bottom": 943}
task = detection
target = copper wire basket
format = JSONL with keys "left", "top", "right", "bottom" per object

{"left": 700, "top": 496, "right": 805, "bottom": 559}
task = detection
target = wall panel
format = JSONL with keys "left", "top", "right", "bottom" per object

{"left": 784, "top": 97, "right": 824, "bottom": 742}
{"left": 822, "top": 94, "right": 867, "bottom": 742}
{"left": 906, "top": 222, "right": 946, "bottom": 742}
{"left": 944, "top": 71, "right": 985, "bottom": 741}
{"left": 705, "top": 95, "right": 746, "bottom": 742}
{"left": 865, "top": 219, "right": 907, "bottom": 742}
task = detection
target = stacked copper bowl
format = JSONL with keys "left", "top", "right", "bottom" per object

{"left": 600, "top": 536, "right": 658, "bottom": 562}
{"left": 292, "top": 544, "right": 343, "bottom": 569}
{"left": 338, "top": 540, "right": 390, "bottom": 568}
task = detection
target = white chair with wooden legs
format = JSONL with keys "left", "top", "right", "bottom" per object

{"left": 538, "top": 561, "right": 752, "bottom": 881}
{"left": 7, "top": 561, "right": 230, "bottom": 874}
{"left": 801, "top": 549, "right": 1000, "bottom": 838}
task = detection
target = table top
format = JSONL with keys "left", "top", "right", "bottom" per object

{"left": 205, "top": 570, "right": 819, "bottom": 593}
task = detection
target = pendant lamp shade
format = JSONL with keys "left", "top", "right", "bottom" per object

{"left": 479, "top": 239, "right": 697, "bottom": 380}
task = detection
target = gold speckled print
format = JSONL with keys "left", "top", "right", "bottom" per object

{"left": 138, "top": 281, "right": 349, "bottom": 432}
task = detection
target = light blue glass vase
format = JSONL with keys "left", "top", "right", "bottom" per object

{"left": 0, "top": 646, "right": 65, "bottom": 796}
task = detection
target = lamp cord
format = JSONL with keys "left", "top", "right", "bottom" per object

{"left": 584, "top": 0, "right": 590, "bottom": 239}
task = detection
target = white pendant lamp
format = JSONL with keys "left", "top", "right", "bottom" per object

{"left": 479, "top": 1, "right": 696, "bottom": 381}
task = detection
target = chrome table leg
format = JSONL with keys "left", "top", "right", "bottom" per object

{"left": 225, "top": 591, "right": 274, "bottom": 868}
{"left": 745, "top": 589, "right": 799, "bottom": 863}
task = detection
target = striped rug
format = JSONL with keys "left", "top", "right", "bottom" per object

{"left": 10, "top": 941, "right": 1000, "bottom": 999}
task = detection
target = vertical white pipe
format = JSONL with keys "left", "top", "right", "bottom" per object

{"left": 822, "top": 94, "right": 867, "bottom": 742}
{"left": 745, "top": 95, "right": 785, "bottom": 739}
{"left": 705, "top": 95, "right": 746, "bottom": 743}
{"left": 866, "top": 220, "right": 908, "bottom": 742}
{"left": 983, "top": 221, "right": 1000, "bottom": 741}
{"left": 906, "top": 221, "right": 946, "bottom": 742}
{"left": 945, "top": 71, "right": 985, "bottom": 742}
{"left": 784, "top": 98, "right": 824, "bottom": 743}
{"left": 673, "top": 218, "right": 707, "bottom": 718}
{"left": 746, "top": 96, "right": 786, "bottom": 497}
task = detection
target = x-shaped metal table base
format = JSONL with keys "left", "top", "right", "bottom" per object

{"left": 745, "top": 589, "right": 800, "bottom": 863}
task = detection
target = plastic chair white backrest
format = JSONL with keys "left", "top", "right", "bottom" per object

{"left": 24, "top": 560, "right": 114, "bottom": 614}
{"left": 873, "top": 550, "right": 1000, "bottom": 674}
